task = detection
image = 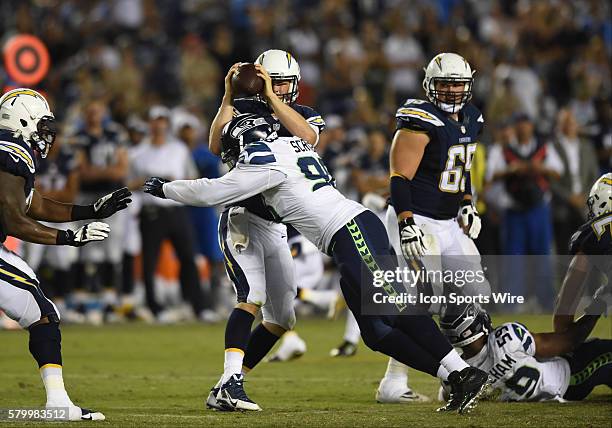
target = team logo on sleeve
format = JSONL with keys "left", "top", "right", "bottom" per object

{"left": 396, "top": 107, "right": 445, "bottom": 127}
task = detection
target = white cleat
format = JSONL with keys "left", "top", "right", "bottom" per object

{"left": 47, "top": 404, "right": 105, "bottom": 421}
{"left": 376, "top": 378, "right": 430, "bottom": 403}
{"left": 266, "top": 332, "right": 306, "bottom": 362}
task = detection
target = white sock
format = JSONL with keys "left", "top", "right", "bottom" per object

{"left": 40, "top": 364, "right": 72, "bottom": 407}
{"left": 440, "top": 349, "right": 469, "bottom": 374}
{"left": 222, "top": 349, "right": 244, "bottom": 383}
{"left": 437, "top": 364, "right": 450, "bottom": 381}
{"left": 343, "top": 311, "right": 361, "bottom": 344}
{"left": 383, "top": 358, "right": 409, "bottom": 383}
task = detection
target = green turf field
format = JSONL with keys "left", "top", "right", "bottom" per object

{"left": 1, "top": 315, "right": 610, "bottom": 427}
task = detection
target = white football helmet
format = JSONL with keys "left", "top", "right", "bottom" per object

{"left": 422, "top": 53, "right": 475, "bottom": 114}
{"left": 255, "top": 49, "right": 301, "bottom": 104}
{"left": 587, "top": 173, "right": 612, "bottom": 219}
{"left": 0, "top": 88, "right": 56, "bottom": 158}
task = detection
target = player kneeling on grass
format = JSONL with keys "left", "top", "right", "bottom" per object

{"left": 439, "top": 298, "right": 610, "bottom": 402}
{"left": 0, "top": 88, "right": 132, "bottom": 421}
{"left": 144, "top": 113, "right": 490, "bottom": 414}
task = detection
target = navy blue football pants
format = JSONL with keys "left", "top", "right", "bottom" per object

{"left": 329, "top": 210, "right": 454, "bottom": 377}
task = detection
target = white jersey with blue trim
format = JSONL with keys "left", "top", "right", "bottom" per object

{"left": 163, "top": 136, "right": 365, "bottom": 253}
{"left": 466, "top": 322, "right": 570, "bottom": 401}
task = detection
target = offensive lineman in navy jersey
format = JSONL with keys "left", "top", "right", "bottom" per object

{"left": 377, "top": 53, "right": 491, "bottom": 407}
{"left": 206, "top": 50, "right": 325, "bottom": 411}
{"left": 0, "top": 88, "right": 131, "bottom": 421}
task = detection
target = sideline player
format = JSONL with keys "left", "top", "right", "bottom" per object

{"left": 0, "top": 88, "right": 131, "bottom": 420}
{"left": 205, "top": 49, "right": 324, "bottom": 411}
{"left": 144, "top": 113, "right": 490, "bottom": 414}
{"left": 378, "top": 52, "right": 491, "bottom": 405}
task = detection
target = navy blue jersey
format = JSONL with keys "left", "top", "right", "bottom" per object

{"left": 395, "top": 99, "right": 484, "bottom": 220}
{"left": 569, "top": 213, "right": 612, "bottom": 256}
{"left": 231, "top": 97, "right": 325, "bottom": 221}
{"left": 0, "top": 130, "right": 37, "bottom": 242}
{"left": 233, "top": 98, "right": 325, "bottom": 136}
{"left": 73, "top": 122, "right": 127, "bottom": 193}
{"left": 36, "top": 145, "right": 77, "bottom": 192}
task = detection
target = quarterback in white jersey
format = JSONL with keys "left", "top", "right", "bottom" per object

{"left": 439, "top": 303, "right": 611, "bottom": 402}
{"left": 144, "top": 113, "right": 492, "bottom": 415}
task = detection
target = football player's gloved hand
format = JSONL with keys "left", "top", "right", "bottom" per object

{"left": 93, "top": 187, "right": 132, "bottom": 219}
{"left": 399, "top": 217, "right": 428, "bottom": 259}
{"left": 143, "top": 177, "right": 169, "bottom": 199}
{"left": 57, "top": 222, "right": 110, "bottom": 247}
{"left": 458, "top": 200, "right": 481, "bottom": 239}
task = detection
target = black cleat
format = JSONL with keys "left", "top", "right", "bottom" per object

{"left": 437, "top": 367, "right": 489, "bottom": 414}
{"left": 329, "top": 340, "right": 357, "bottom": 357}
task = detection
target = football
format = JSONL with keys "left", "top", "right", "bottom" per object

{"left": 231, "top": 63, "right": 265, "bottom": 96}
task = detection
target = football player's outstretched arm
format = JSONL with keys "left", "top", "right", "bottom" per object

{"left": 209, "top": 63, "right": 241, "bottom": 155}
{"left": 254, "top": 65, "right": 317, "bottom": 146}
{"left": 27, "top": 186, "right": 131, "bottom": 223}
{"left": 0, "top": 171, "right": 65, "bottom": 245}
{"left": 0, "top": 171, "right": 109, "bottom": 246}
{"left": 533, "top": 312, "right": 601, "bottom": 358}
{"left": 146, "top": 166, "right": 286, "bottom": 208}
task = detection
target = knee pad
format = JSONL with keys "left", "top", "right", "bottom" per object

{"left": 28, "top": 320, "right": 62, "bottom": 367}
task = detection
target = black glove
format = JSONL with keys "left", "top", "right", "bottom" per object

{"left": 93, "top": 187, "right": 132, "bottom": 218}
{"left": 71, "top": 187, "right": 132, "bottom": 220}
{"left": 143, "top": 177, "right": 169, "bottom": 199}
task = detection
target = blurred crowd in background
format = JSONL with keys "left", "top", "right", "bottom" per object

{"left": 0, "top": 0, "right": 610, "bottom": 324}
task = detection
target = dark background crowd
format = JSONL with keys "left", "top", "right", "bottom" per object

{"left": 0, "top": 0, "right": 610, "bottom": 322}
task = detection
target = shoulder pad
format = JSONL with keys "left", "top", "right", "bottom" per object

{"left": 571, "top": 214, "right": 612, "bottom": 255}
{"left": 396, "top": 99, "right": 445, "bottom": 131}
{"left": 238, "top": 141, "right": 277, "bottom": 166}
{"left": 496, "top": 322, "right": 535, "bottom": 356}
{"left": 0, "top": 139, "right": 36, "bottom": 174}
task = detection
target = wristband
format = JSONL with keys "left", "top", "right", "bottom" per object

{"left": 398, "top": 216, "right": 416, "bottom": 229}
{"left": 56, "top": 230, "right": 73, "bottom": 245}
{"left": 390, "top": 174, "right": 412, "bottom": 216}
{"left": 71, "top": 205, "right": 95, "bottom": 221}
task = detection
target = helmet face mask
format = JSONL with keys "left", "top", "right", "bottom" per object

{"left": 255, "top": 49, "right": 301, "bottom": 104}
{"left": 0, "top": 88, "right": 56, "bottom": 158}
{"left": 587, "top": 173, "right": 612, "bottom": 219}
{"left": 423, "top": 53, "right": 475, "bottom": 114}
{"left": 221, "top": 114, "right": 275, "bottom": 169}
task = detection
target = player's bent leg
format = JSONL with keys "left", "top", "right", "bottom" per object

{"left": 563, "top": 339, "right": 612, "bottom": 401}
{"left": 0, "top": 254, "right": 105, "bottom": 422}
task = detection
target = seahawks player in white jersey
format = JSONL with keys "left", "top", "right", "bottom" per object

{"left": 0, "top": 88, "right": 132, "bottom": 421}
{"left": 379, "top": 52, "right": 491, "bottom": 405}
{"left": 145, "top": 113, "right": 490, "bottom": 414}
{"left": 439, "top": 302, "right": 610, "bottom": 402}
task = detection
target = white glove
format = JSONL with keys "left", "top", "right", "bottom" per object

{"left": 66, "top": 222, "right": 110, "bottom": 247}
{"left": 399, "top": 217, "right": 428, "bottom": 259}
{"left": 458, "top": 201, "right": 481, "bottom": 239}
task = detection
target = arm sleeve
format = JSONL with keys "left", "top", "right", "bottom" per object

{"left": 162, "top": 165, "right": 286, "bottom": 207}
